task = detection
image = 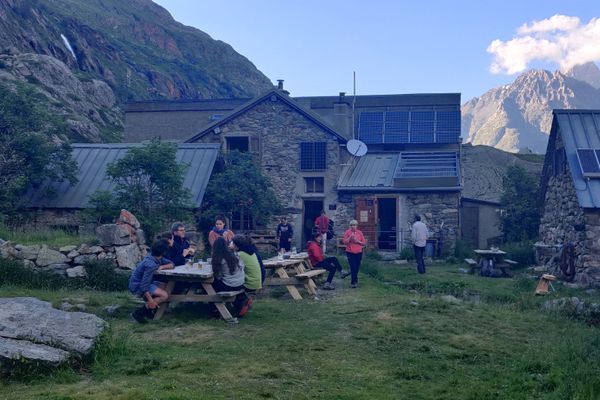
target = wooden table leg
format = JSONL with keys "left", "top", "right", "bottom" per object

{"left": 154, "top": 280, "right": 176, "bottom": 320}
{"left": 275, "top": 267, "right": 303, "bottom": 300}
{"left": 202, "top": 282, "right": 235, "bottom": 321}
{"left": 299, "top": 260, "right": 318, "bottom": 293}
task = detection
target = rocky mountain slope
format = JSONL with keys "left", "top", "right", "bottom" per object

{"left": 0, "top": 0, "right": 272, "bottom": 142}
{"left": 461, "top": 144, "right": 543, "bottom": 203}
{"left": 462, "top": 62, "right": 600, "bottom": 154}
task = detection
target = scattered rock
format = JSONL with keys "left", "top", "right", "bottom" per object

{"left": 66, "top": 265, "right": 86, "bottom": 278}
{"left": 440, "top": 295, "right": 462, "bottom": 304}
{"left": 59, "top": 302, "right": 73, "bottom": 311}
{"left": 14, "top": 245, "right": 40, "bottom": 260}
{"left": 458, "top": 267, "right": 469, "bottom": 274}
{"left": 74, "top": 254, "right": 97, "bottom": 264}
{"left": 103, "top": 305, "right": 120, "bottom": 315}
{"left": 36, "top": 246, "right": 68, "bottom": 266}
{"left": 0, "top": 337, "right": 70, "bottom": 367}
{"left": 380, "top": 252, "right": 400, "bottom": 261}
{"left": 59, "top": 245, "right": 77, "bottom": 253}
{"left": 22, "top": 259, "right": 36, "bottom": 269}
{"left": 410, "top": 300, "right": 419, "bottom": 306}
{"left": 67, "top": 250, "right": 80, "bottom": 258}
{"left": 75, "top": 304, "right": 87, "bottom": 311}
{"left": 543, "top": 297, "right": 585, "bottom": 315}
{"left": 0, "top": 297, "right": 106, "bottom": 355}
{"left": 393, "top": 259, "right": 408, "bottom": 264}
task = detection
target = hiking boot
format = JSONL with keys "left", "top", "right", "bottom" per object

{"left": 341, "top": 271, "right": 351, "bottom": 279}
{"left": 322, "top": 282, "right": 335, "bottom": 290}
{"left": 350, "top": 283, "right": 358, "bottom": 289}
{"left": 131, "top": 307, "right": 147, "bottom": 324}
{"left": 238, "top": 297, "right": 254, "bottom": 318}
{"left": 143, "top": 306, "right": 156, "bottom": 319}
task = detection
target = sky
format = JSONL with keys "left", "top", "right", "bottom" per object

{"left": 152, "top": 0, "right": 599, "bottom": 102}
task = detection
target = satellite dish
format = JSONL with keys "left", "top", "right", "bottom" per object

{"left": 346, "top": 139, "right": 368, "bottom": 157}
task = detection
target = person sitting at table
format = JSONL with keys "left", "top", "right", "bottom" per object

{"left": 306, "top": 232, "right": 345, "bottom": 290}
{"left": 208, "top": 215, "right": 235, "bottom": 247}
{"left": 210, "top": 237, "right": 247, "bottom": 315}
{"left": 276, "top": 216, "right": 294, "bottom": 252}
{"left": 230, "top": 235, "right": 262, "bottom": 317}
{"left": 128, "top": 239, "right": 174, "bottom": 324}
{"left": 341, "top": 219, "right": 366, "bottom": 289}
{"left": 168, "top": 222, "right": 195, "bottom": 266}
{"left": 232, "top": 234, "right": 266, "bottom": 283}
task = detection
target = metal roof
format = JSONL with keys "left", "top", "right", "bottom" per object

{"left": 551, "top": 109, "right": 600, "bottom": 208}
{"left": 338, "top": 151, "right": 461, "bottom": 192}
{"left": 27, "top": 143, "right": 220, "bottom": 209}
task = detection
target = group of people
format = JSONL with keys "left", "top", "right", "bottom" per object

{"left": 128, "top": 212, "right": 370, "bottom": 322}
{"left": 128, "top": 217, "right": 259, "bottom": 323}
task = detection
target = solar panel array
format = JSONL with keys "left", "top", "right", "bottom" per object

{"left": 395, "top": 152, "right": 459, "bottom": 178}
{"left": 576, "top": 149, "right": 600, "bottom": 177}
{"left": 358, "top": 109, "right": 460, "bottom": 144}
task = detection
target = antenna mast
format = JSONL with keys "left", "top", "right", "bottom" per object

{"left": 352, "top": 71, "right": 356, "bottom": 140}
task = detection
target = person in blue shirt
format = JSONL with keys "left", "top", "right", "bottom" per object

{"left": 129, "top": 239, "right": 174, "bottom": 323}
{"left": 168, "top": 222, "right": 195, "bottom": 266}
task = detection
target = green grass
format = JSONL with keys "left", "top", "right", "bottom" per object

{"left": 1, "top": 259, "right": 600, "bottom": 399}
{"left": 0, "top": 224, "right": 96, "bottom": 247}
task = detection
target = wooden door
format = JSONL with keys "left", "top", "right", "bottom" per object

{"left": 355, "top": 197, "right": 377, "bottom": 249}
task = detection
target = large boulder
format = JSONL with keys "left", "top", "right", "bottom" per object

{"left": 0, "top": 297, "right": 106, "bottom": 355}
{"left": 115, "top": 243, "right": 141, "bottom": 269}
{"left": 0, "top": 337, "right": 70, "bottom": 367}
{"left": 36, "top": 246, "right": 69, "bottom": 266}
{"left": 14, "top": 244, "right": 41, "bottom": 260}
{"left": 96, "top": 224, "right": 132, "bottom": 246}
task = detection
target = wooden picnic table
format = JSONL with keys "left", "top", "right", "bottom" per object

{"left": 153, "top": 264, "right": 241, "bottom": 322}
{"left": 473, "top": 249, "right": 513, "bottom": 277}
{"left": 262, "top": 253, "right": 324, "bottom": 300}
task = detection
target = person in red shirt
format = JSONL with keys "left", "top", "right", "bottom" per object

{"left": 314, "top": 210, "right": 330, "bottom": 253}
{"left": 306, "top": 232, "right": 344, "bottom": 290}
{"left": 341, "top": 219, "right": 366, "bottom": 288}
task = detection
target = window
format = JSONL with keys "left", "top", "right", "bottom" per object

{"left": 231, "top": 208, "right": 253, "bottom": 231}
{"left": 553, "top": 148, "right": 565, "bottom": 176}
{"left": 227, "top": 137, "right": 249, "bottom": 152}
{"left": 305, "top": 177, "right": 324, "bottom": 193}
{"left": 300, "top": 142, "right": 327, "bottom": 170}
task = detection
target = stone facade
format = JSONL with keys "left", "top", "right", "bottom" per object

{"left": 190, "top": 96, "right": 348, "bottom": 249}
{"left": 540, "top": 142, "right": 600, "bottom": 286}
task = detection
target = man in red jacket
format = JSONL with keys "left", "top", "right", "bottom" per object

{"left": 314, "top": 210, "right": 330, "bottom": 253}
{"left": 306, "top": 232, "right": 344, "bottom": 290}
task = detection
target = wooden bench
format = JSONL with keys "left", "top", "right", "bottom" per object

{"left": 464, "top": 258, "right": 479, "bottom": 274}
{"left": 504, "top": 259, "right": 518, "bottom": 266}
{"left": 295, "top": 269, "right": 326, "bottom": 279}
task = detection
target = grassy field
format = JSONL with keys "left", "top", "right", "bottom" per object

{"left": 1, "top": 257, "right": 600, "bottom": 400}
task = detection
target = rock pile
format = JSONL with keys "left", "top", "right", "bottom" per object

{"left": 0, "top": 297, "right": 106, "bottom": 369}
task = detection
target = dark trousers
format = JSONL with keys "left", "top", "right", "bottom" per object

{"left": 414, "top": 245, "right": 426, "bottom": 274}
{"left": 346, "top": 252, "right": 363, "bottom": 285}
{"left": 212, "top": 279, "right": 246, "bottom": 310}
{"left": 315, "top": 256, "right": 343, "bottom": 283}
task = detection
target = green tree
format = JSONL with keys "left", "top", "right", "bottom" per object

{"left": 500, "top": 165, "right": 540, "bottom": 242}
{"left": 202, "top": 150, "right": 281, "bottom": 230}
{"left": 0, "top": 82, "right": 77, "bottom": 214}
{"left": 90, "top": 140, "right": 193, "bottom": 236}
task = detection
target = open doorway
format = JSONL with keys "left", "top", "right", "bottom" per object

{"left": 377, "top": 197, "right": 397, "bottom": 250}
{"left": 302, "top": 199, "right": 323, "bottom": 248}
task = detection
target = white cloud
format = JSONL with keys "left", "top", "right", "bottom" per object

{"left": 488, "top": 15, "right": 600, "bottom": 74}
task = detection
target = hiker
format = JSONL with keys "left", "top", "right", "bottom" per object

{"left": 306, "top": 232, "right": 345, "bottom": 290}
{"left": 230, "top": 235, "right": 263, "bottom": 317}
{"left": 411, "top": 215, "right": 428, "bottom": 274}
{"left": 210, "top": 237, "right": 248, "bottom": 316}
{"left": 208, "top": 215, "right": 235, "bottom": 247}
{"left": 342, "top": 219, "right": 366, "bottom": 288}
{"left": 314, "top": 210, "right": 330, "bottom": 253}
{"left": 276, "top": 216, "right": 294, "bottom": 251}
{"left": 168, "top": 222, "right": 195, "bottom": 266}
{"left": 128, "top": 239, "right": 174, "bottom": 323}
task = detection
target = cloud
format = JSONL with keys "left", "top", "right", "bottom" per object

{"left": 488, "top": 15, "right": 600, "bottom": 74}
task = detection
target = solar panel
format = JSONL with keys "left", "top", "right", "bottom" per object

{"left": 395, "top": 152, "right": 459, "bottom": 178}
{"left": 577, "top": 149, "right": 600, "bottom": 176}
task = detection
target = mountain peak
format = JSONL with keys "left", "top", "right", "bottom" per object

{"left": 564, "top": 62, "right": 600, "bottom": 89}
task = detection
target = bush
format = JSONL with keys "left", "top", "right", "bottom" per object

{"left": 504, "top": 241, "right": 536, "bottom": 266}
{"left": 84, "top": 260, "right": 129, "bottom": 291}
{"left": 0, "top": 258, "right": 74, "bottom": 290}
{"left": 453, "top": 239, "right": 473, "bottom": 259}
{"left": 399, "top": 246, "right": 414, "bottom": 260}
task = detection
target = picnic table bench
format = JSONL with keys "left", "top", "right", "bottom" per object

{"left": 471, "top": 249, "right": 517, "bottom": 277}
{"left": 263, "top": 253, "right": 325, "bottom": 299}
{"left": 154, "top": 264, "right": 240, "bottom": 322}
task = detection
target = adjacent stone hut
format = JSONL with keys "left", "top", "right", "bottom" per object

{"left": 539, "top": 109, "right": 600, "bottom": 287}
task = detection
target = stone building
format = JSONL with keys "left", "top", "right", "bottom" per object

{"left": 539, "top": 109, "right": 600, "bottom": 286}
{"left": 124, "top": 83, "right": 462, "bottom": 253}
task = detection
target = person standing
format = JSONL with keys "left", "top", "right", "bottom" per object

{"left": 168, "top": 222, "right": 195, "bottom": 266}
{"left": 314, "top": 210, "right": 330, "bottom": 253}
{"left": 342, "top": 220, "right": 366, "bottom": 288}
{"left": 208, "top": 216, "right": 235, "bottom": 247}
{"left": 276, "top": 216, "right": 294, "bottom": 251}
{"left": 411, "top": 215, "right": 428, "bottom": 274}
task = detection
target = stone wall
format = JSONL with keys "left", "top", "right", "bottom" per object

{"left": 191, "top": 96, "right": 347, "bottom": 249}
{"left": 0, "top": 223, "right": 147, "bottom": 277}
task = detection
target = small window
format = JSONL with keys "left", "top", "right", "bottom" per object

{"left": 231, "top": 209, "right": 253, "bottom": 231}
{"left": 553, "top": 148, "right": 565, "bottom": 176}
{"left": 227, "top": 137, "right": 249, "bottom": 152}
{"left": 300, "top": 142, "right": 327, "bottom": 170}
{"left": 305, "top": 177, "right": 324, "bottom": 193}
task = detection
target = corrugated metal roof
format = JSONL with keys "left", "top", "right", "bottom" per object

{"left": 27, "top": 143, "right": 220, "bottom": 209}
{"left": 553, "top": 109, "right": 600, "bottom": 208}
{"left": 338, "top": 151, "right": 461, "bottom": 192}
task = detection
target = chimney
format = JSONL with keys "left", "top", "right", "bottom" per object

{"left": 333, "top": 92, "right": 351, "bottom": 137}
{"left": 277, "top": 79, "right": 284, "bottom": 90}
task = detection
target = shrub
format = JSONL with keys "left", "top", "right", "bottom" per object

{"left": 0, "top": 258, "right": 74, "bottom": 290}
{"left": 399, "top": 246, "right": 414, "bottom": 260}
{"left": 504, "top": 241, "right": 536, "bottom": 266}
{"left": 453, "top": 239, "right": 473, "bottom": 259}
{"left": 84, "top": 260, "right": 129, "bottom": 291}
